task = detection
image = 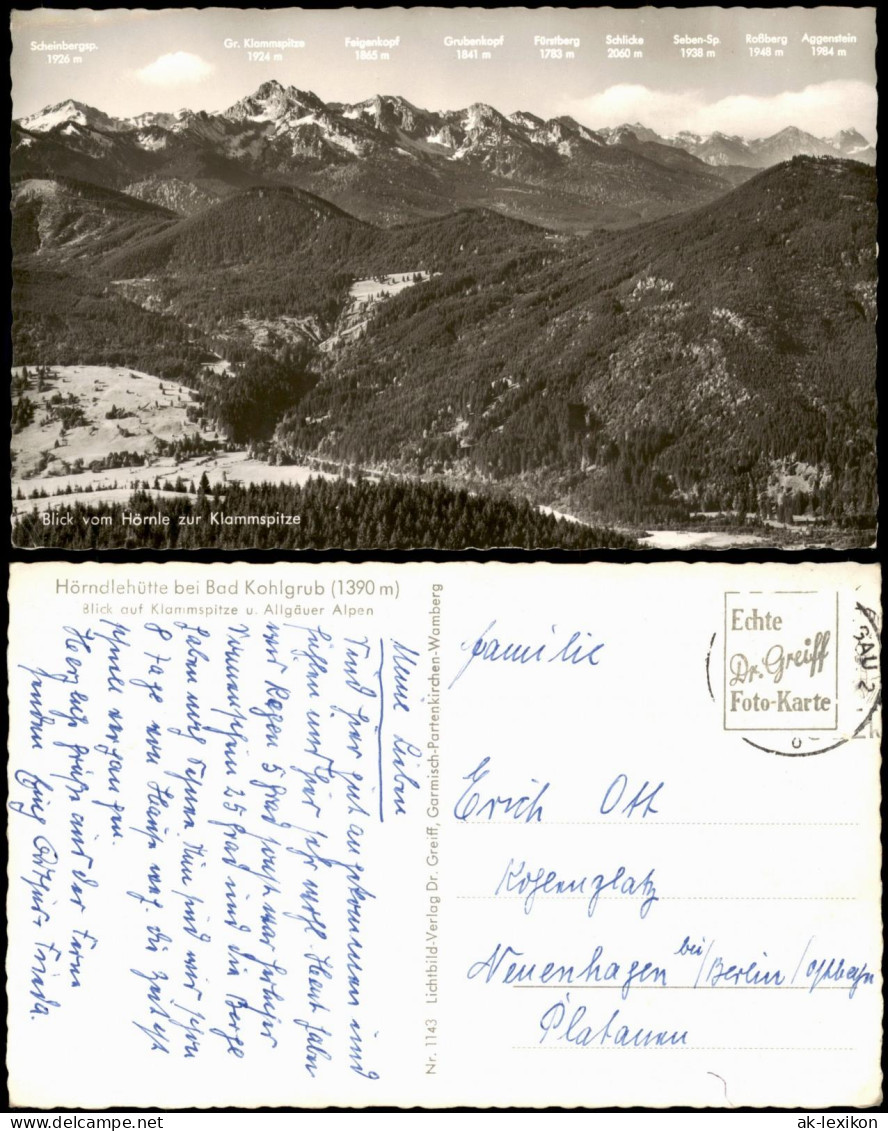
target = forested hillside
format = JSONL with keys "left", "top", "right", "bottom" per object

{"left": 276, "top": 157, "right": 877, "bottom": 524}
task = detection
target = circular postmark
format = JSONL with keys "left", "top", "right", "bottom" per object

{"left": 705, "top": 588, "right": 881, "bottom": 757}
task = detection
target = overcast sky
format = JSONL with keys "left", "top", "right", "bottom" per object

{"left": 11, "top": 7, "right": 877, "bottom": 139}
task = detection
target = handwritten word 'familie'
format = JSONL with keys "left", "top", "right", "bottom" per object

{"left": 449, "top": 620, "right": 604, "bottom": 687}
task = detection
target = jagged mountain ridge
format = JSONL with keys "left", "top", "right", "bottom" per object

{"left": 13, "top": 79, "right": 822, "bottom": 229}
{"left": 596, "top": 121, "right": 874, "bottom": 166}
{"left": 18, "top": 81, "right": 874, "bottom": 168}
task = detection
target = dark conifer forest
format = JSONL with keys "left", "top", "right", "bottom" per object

{"left": 13, "top": 477, "right": 638, "bottom": 550}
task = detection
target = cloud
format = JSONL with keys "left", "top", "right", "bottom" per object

{"left": 563, "top": 81, "right": 877, "bottom": 140}
{"left": 136, "top": 51, "right": 214, "bottom": 86}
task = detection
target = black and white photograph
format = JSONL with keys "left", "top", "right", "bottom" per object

{"left": 10, "top": 6, "right": 878, "bottom": 550}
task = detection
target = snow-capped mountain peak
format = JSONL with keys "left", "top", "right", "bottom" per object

{"left": 509, "top": 110, "right": 544, "bottom": 131}
{"left": 340, "top": 93, "right": 429, "bottom": 135}
{"left": 829, "top": 127, "right": 872, "bottom": 155}
{"left": 19, "top": 98, "right": 124, "bottom": 134}
{"left": 463, "top": 102, "right": 508, "bottom": 129}
{"left": 222, "top": 80, "right": 325, "bottom": 124}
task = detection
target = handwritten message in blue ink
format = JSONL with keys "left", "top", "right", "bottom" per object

{"left": 9, "top": 614, "right": 424, "bottom": 1081}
